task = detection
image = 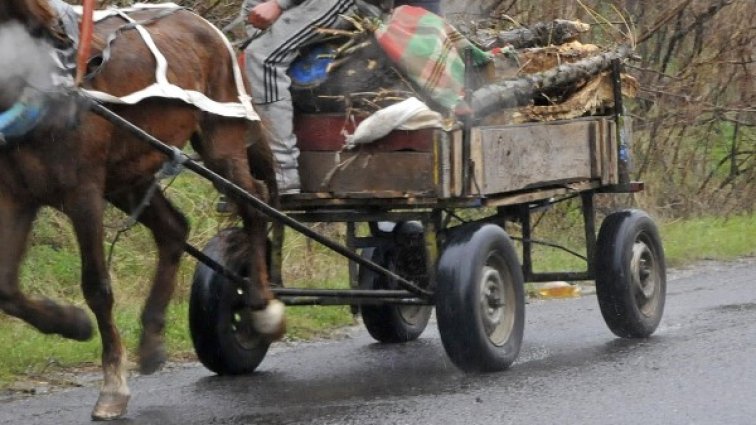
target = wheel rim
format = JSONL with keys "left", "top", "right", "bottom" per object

{"left": 390, "top": 251, "right": 430, "bottom": 327}
{"left": 630, "top": 236, "right": 661, "bottom": 317}
{"left": 398, "top": 304, "right": 429, "bottom": 326}
{"left": 479, "top": 253, "right": 516, "bottom": 346}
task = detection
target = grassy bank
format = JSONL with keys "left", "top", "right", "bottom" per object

{"left": 0, "top": 178, "right": 753, "bottom": 386}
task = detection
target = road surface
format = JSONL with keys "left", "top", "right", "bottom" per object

{"left": 1, "top": 258, "right": 754, "bottom": 424}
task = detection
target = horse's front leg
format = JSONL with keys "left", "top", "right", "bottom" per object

{"left": 107, "top": 187, "right": 189, "bottom": 375}
{"left": 65, "top": 188, "right": 130, "bottom": 421}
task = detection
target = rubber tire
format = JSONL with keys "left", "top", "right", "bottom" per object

{"left": 189, "top": 229, "right": 270, "bottom": 375}
{"left": 595, "top": 209, "right": 666, "bottom": 338}
{"left": 436, "top": 224, "right": 525, "bottom": 372}
{"left": 360, "top": 222, "right": 432, "bottom": 343}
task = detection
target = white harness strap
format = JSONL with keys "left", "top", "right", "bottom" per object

{"left": 80, "top": 4, "right": 259, "bottom": 121}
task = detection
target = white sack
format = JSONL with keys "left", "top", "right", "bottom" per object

{"left": 344, "top": 97, "right": 443, "bottom": 149}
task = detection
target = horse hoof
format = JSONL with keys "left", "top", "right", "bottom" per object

{"left": 60, "top": 306, "right": 94, "bottom": 341}
{"left": 91, "top": 392, "right": 130, "bottom": 421}
{"left": 252, "top": 299, "right": 286, "bottom": 339}
{"left": 138, "top": 346, "right": 167, "bottom": 375}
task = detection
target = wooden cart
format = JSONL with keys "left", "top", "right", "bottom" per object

{"left": 187, "top": 108, "right": 667, "bottom": 375}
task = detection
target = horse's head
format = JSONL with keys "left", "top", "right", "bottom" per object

{"left": 0, "top": 0, "right": 58, "bottom": 102}
{"left": 0, "top": 0, "right": 79, "bottom": 143}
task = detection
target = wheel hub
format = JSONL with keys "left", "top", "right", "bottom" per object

{"left": 479, "top": 263, "right": 514, "bottom": 346}
{"left": 398, "top": 305, "right": 427, "bottom": 325}
{"left": 631, "top": 241, "right": 659, "bottom": 315}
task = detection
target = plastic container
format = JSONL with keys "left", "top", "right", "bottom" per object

{"left": 537, "top": 281, "right": 582, "bottom": 299}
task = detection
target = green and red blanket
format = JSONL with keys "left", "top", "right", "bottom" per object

{"left": 374, "top": 6, "right": 491, "bottom": 110}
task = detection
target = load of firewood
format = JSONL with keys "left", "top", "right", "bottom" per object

{"left": 290, "top": 13, "right": 637, "bottom": 126}
{"left": 462, "top": 18, "right": 638, "bottom": 124}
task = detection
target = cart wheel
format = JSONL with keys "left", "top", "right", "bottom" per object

{"left": 595, "top": 210, "right": 666, "bottom": 338}
{"left": 189, "top": 228, "right": 270, "bottom": 375}
{"left": 436, "top": 224, "right": 525, "bottom": 372}
{"left": 360, "top": 222, "right": 432, "bottom": 343}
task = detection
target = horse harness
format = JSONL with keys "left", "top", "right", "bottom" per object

{"left": 76, "top": 3, "right": 259, "bottom": 122}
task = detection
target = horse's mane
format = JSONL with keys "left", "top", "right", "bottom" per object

{"left": 0, "top": 0, "right": 58, "bottom": 37}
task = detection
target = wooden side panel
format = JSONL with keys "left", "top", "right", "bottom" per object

{"left": 294, "top": 116, "right": 618, "bottom": 199}
{"left": 471, "top": 120, "right": 600, "bottom": 194}
{"left": 299, "top": 151, "right": 437, "bottom": 195}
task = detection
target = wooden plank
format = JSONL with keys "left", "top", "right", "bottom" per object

{"left": 471, "top": 119, "right": 599, "bottom": 195}
{"left": 279, "top": 196, "right": 478, "bottom": 211}
{"left": 470, "top": 128, "right": 484, "bottom": 195}
{"left": 298, "top": 151, "right": 437, "bottom": 195}
{"left": 598, "top": 118, "right": 608, "bottom": 185}
{"left": 482, "top": 180, "right": 602, "bottom": 208}
{"left": 606, "top": 120, "right": 619, "bottom": 185}
{"left": 451, "top": 129, "right": 463, "bottom": 197}
{"left": 590, "top": 118, "right": 602, "bottom": 180}
{"left": 436, "top": 130, "right": 449, "bottom": 198}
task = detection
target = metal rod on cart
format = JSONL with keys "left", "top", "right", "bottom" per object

{"left": 184, "top": 242, "right": 247, "bottom": 286}
{"left": 186, "top": 243, "right": 423, "bottom": 301}
{"left": 88, "top": 100, "right": 432, "bottom": 297}
{"left": 611, "top": 59, "right": 631, "bottom": 186}
{"left": 580, "top": 192, "right": 597, "bottom": 276}
{"left": 280, "top": 296, "right": 428, "bottom": 306}
{"left": 274, "top": 288, "right": 418, "bottom": 298}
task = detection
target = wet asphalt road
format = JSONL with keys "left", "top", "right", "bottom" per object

{"left": 1, "top": 258, "right": 754, "bottom": 425}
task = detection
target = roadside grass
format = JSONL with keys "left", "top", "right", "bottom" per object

{"left": 0, "top": 170, "right": 752, "bottom": 386}
{"left": 525, "top": 211, "right": 755, "bottom": 273}
{"left": 660, "top": 215, "right": 755, "bottom": 267}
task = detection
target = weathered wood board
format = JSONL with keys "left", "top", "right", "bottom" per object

{"left": 294, "top": 116, "right": 618, "bottom": 199}
{"left": 470, "top": 119, "right": 610, "bottom": 195}
{"left": 299, "top": 151, "right": 437, "bottom": 195}
{"left": 297, "top": 129, "right": 461, "bottom": 197}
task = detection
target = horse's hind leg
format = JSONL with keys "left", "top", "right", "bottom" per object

{"left": 0, "top": 197, "right": 93, "bottom": 341}
{"left": 107, "top": 185, "right": 189, "bottom": 375}
{"left": 196, "top": 117, "right": 285, "bottom": 340}
{"left": 63, "top": 188, "right": 130, "bottom": 421}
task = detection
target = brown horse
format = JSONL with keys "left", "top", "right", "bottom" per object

{"left": 0, "top": 0, "right": 281, "bottom": 420}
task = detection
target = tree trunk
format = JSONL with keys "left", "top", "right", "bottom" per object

{"left": 470, "top": 44, "right": 633, "bottom": 118}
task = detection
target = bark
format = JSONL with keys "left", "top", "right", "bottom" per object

{"left": 494, "top": 19, "right": 590, "bottom": 49}
{"left": 471, "top": 44, "right": 633, "bottom": 119}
